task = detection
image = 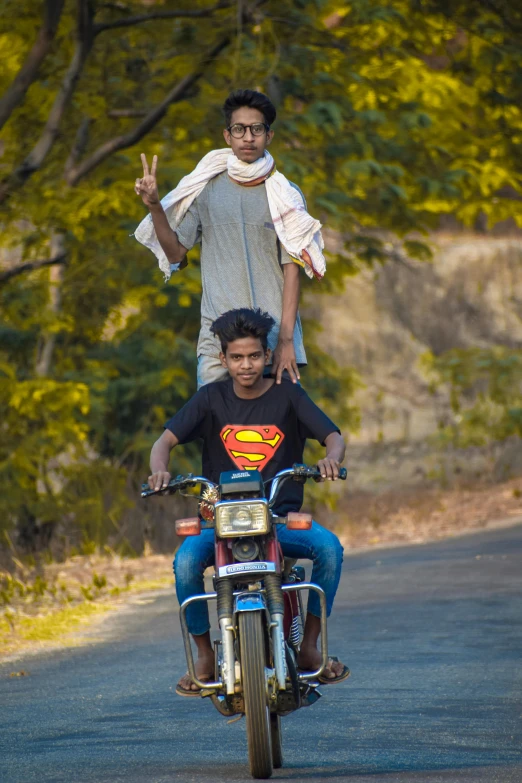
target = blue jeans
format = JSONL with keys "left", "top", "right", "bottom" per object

{"left": 196, "top": 355, "right": 228, "bottom": 389}
{"left": 173, "top": 522, "right": 344, "bottom": 635}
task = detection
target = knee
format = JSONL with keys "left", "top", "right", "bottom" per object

{"left": 316, "top": 526, "right": 344, "bottom": 570}
{"left": 174, "top": 542, "right": 205, "bottom": 584}
{"left": 329, "top": 532, "right": 344, "bottom": 569}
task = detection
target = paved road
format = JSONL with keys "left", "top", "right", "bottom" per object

{"left": 1, "top": 525, "right": 522, "bottom": 783}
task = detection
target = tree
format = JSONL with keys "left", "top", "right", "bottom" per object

{"left": 422, "top": 347, "right": 522, "bottom": 447}
{"left": 0, "top": 0, "right": 520, "bottom": 556}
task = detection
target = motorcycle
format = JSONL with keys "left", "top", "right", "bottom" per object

{"left": 141, "top": 462, "right": 347, "bottom": 779}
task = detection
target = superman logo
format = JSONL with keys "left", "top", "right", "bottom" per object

{"left": 220, "top": 425, "right": 285, "bottom": 472}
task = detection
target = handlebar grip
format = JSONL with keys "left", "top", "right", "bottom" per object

{"left": 315, "top": 466, "right": 347, "bottom": 481}
{"left": 308, "top": 464, "right": 347, "bottom": 482}
{"left": 141, "top": 486, "right": 162, "bottom": 498}
{"left": 140, "top": 481, "right": 178, "bottom": 498}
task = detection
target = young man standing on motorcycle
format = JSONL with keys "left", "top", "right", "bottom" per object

{"left": 148, "top": 308, "right": 349, "bottom": 696}
{"left": 134, "top": 89, "right": 326, "bottom": 388}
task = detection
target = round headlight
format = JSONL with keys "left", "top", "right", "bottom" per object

{"left": 234, "top": 508, "right": 252, "bottom": 528}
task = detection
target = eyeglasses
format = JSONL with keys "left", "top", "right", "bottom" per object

{"left": 227, "top": 122, "right": 269, "bottom": 138}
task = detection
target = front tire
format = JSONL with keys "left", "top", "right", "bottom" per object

{"left": 270, "top": 714, "right": 283, "bottom": 768}
{"left": 239, "top": 612, "right": 273, "bottom": 779}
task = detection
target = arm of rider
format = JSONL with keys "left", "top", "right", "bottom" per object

{"left": 135, "top": 153, "right": 188, "bottom": 268}
{"left": 148, "top": 429, "right": 179, "bottom": 491}
{"left": 317, "top": 432, "right": 346, "bottom": 481}
{"left": 272, "top": 261, "right": 300, "bottom": 385}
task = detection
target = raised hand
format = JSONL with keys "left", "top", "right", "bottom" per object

{"left": 135, "top": 153, "right": 160, "bottom": 208}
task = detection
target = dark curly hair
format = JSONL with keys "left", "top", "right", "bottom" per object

{"left": 210, "top": 308, "right": 276, "bottom": 353}
{"left": 222, "top": 89, "right": 276, "bottom": 127}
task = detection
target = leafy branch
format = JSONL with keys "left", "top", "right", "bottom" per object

{"left": 0, "top": 0, "right": 66, "bottom": 131}
{"left": 0, "top": 0, "right": 95, "bottom": 204}
{"left": 93, "top": 1, "right": 233, "bottom": 32}
{"left": 0, "top": 0, "right": 239, "bottom": 203}
{"left": 65, "top": 35, "right": 231, "bottom": 185}
{"left": 0, "top": 254, "right": 67, "bottom": 286}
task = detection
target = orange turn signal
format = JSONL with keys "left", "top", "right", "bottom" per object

{"left": 175, "top": 517, "right": 201, "bottom": 536}
{"left": 286, "top": 512, "right": 313, "bottom": 530}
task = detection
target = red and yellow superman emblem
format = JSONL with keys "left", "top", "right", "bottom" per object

{"left": 220, "top": 425, "right": 285, "bottom": 472}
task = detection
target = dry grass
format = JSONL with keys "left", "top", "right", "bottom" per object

{"left": 0, "top": 555, "right": 173, "bottom": 659}
{"left": 334, "top": 476, "right": 522, "bottom": 549}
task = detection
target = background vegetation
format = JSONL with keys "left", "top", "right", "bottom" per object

{"left": 1, "top": 0, "right": 520, "bottom": 562}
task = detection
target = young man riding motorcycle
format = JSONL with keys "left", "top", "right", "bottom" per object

{"left": 147, "top": 308, "right": 350, "bottom": 696}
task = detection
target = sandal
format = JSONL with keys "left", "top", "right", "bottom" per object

{"left": 317, "top": 656, "right": 351, "bottom": 685}
{"left": 175, "top": 672, "right": 211, "bottom": 698}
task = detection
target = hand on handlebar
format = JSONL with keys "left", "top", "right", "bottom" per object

{"left": 148, "top": 470, "right": 171, "bottom": 492}
{"left": 316, "top": 458, "right": 342, "bottom": 481}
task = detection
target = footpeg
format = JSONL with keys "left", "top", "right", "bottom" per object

{"left": 300, "top": 683, "right": 322, "bottom": 707}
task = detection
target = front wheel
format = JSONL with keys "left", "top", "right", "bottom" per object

{"left": 270, "top": 714, "right": 283, "bottom": 768}
{"left": 239, "top": 611, "right": 273, "bottom": 779}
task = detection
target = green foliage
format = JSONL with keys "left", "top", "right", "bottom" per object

{"left": 421, "top": 347, "right": 522, "bottom": 446}
{"left": 302, "top": 322, "right": 362, "bottom": 430}
{"left": 303, "top": 322, "right": 362, "bottom": 509}
{"left": 0, "top": 366, "right": 90, "bottom": 526}
{"left": 1, "top": 0, "right": 521, "bottom": 554}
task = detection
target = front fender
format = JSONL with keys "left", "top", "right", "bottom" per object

{"left": 234, "top": 591, "right": 267, "bottom": 612}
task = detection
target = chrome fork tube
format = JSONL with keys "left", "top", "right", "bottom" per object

{"left": 271, "top": 613, "right": 287, "bottom": 690}
{"left": 264, "top": 572, "right": 287, "bottom": 690}
{"left": 219, "top": 617, "right": 236, "bottom": 695}
{"left": 216, "top": 577, "right": 236, "bottom": 695}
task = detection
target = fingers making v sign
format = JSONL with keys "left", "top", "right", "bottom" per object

{"left": 135, "top": 153, "right": 160, "bottom": 207}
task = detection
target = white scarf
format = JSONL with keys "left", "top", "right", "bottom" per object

{"left": 134, "top": 149, "right": 326, "bottom": 281}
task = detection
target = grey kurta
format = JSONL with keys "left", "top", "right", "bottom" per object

{"left": 174, "top": 171, "right": 307, "bottom": 363}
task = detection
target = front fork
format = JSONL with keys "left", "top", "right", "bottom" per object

{"left": 179, "top": 580, "right": 328, "bottom": 695}
{"left": 264, "top": 572, "right": 287, "bottom": 690}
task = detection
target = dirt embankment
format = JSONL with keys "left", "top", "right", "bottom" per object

{"left": 335, "top": 476, "right": 522, "bottom": 551}
{"left": 306, "top": 234, "right": 522, "bottom": 444}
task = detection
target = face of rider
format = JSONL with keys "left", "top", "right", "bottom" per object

{"left": 223, "top": 107, "right": 274, "bottom": 164}
{"left": 220, "top": 336, "right": 271, "bottom": 389}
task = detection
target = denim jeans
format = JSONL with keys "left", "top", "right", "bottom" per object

{"left": 196, "top": 355, "right": 229, "bottom": 389}
{"left": 173, "top": 522, "right": 344, "bottom": 636}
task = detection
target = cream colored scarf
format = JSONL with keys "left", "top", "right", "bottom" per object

{"left": 134, "top": 149, "right": 326, "bottom": 281}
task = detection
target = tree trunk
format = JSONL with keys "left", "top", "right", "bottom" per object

{"left": 0, "top": 0, "right": 66, "bottom": 131}
{"left": 35, "top": 233, "right": 65, "bottom": 378}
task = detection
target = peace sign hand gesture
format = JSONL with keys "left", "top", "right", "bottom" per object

{"left": 135, "top": 153, "right": 160, "bottom": 208}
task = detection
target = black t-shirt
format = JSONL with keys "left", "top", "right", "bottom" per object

{"left": 164, "top": 378, "right": 340, "bottom": 515}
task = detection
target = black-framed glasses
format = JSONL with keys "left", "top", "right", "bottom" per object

{"left": 227, "top": 122, "right": 269, "bottom": 138}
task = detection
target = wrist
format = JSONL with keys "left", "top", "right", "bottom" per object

{"left": 148, "top": 200, "right": 163, "bottom": 212}
{"left": 150, "top": 458, "right": 169, "bottom": 472}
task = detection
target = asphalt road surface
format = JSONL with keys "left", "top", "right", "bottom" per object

{"left": 2, "top": 524, "right": 522, "bottom": 783}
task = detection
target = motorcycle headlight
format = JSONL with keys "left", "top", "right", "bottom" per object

{"left": 215, "top": 499, "right": 269, "bottom": 537}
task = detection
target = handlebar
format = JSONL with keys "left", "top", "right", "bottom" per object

{"left": 141, "top": 464, "right": 346, "bottom": 503}
{"left": 266, "top": 463, "right": 347, "bottom": 508}
{"left": 140, "top": 474, "right": 217, "bottom": 499}
{"left": 290, "top": 463, "right": 347, "bottom": 481}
